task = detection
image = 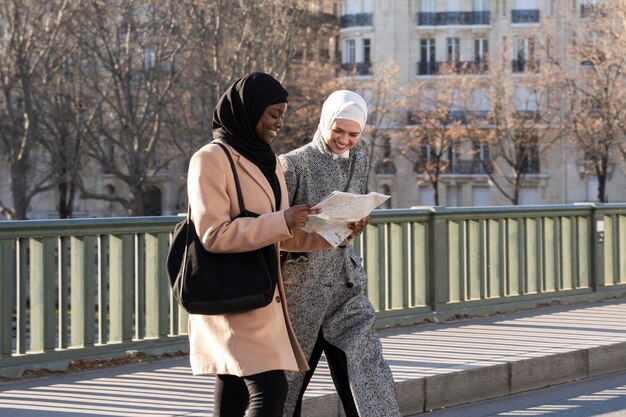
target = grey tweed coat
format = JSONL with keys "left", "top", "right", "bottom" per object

{"left": 278, "top": 134, "right": 401, "bottom": 416}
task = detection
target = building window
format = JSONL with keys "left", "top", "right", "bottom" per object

{"left": 517, "top": 136, "right": 540, "bottom": 174}
{"left": 447, "top": 143, "right": 461, "bottom": 174}
{"left": 363, "top": 38, "right": 371, "bottom": 64}
{"left": 340, "top": 0, "right": 373, "bottom": 27}
{"left": 472, "top": 0, "right": 489, "bottom": 11}
{"left": 420, "top": 0, "right": 436, "bottom": 12}
{"left": 513, "top": 36, "right": 537, "bottom": 72}
{"left": 144, "top": 48, "right": 155, "bottom": 69}
{"left": 581, "top": 31, "right": 606, "bottom": 65}
{"left": 343, "top": 0, "right": 372, "bottom": 13}
{"left": 344, "top": 39, "right": 356, "bottom": 64}
{"left": 446, "top": 0, "right": 461, "bottom": 10}
{"left": 514, "top": 86, "right": 539, "bottom": 115}
{"left": 512, "top": 0, "right": 540, "bottom": 23}
{"left": 474, "top": 38, "right": 488, "bottom": 71}
{"left": 581, "top": 0, "right": 605, "bottom": 18}
{"left": 447, "top": 37, "right": 460, "bottom": 62}
{"left": 472, "top": 142, "right": 492, "bottom": 174}
{"left": 418, "top": 38, "right": 436, "bottom": 75}
{"left": 380, "top": 185, "right": 392, "bottom": 208}
{"left": 472, "top": 88, "right": 490, "bottom": 118}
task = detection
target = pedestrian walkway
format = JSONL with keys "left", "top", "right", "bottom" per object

{"left": 1, "top": 298, "right": 626, "bottom": 417}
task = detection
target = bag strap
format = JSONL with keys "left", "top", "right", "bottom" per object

{"left": 214, "top": 141, "right": 248, "bottom": 216}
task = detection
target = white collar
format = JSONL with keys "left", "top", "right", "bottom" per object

{"left": 332, "top": 150, "right": 350, "bottom": 159}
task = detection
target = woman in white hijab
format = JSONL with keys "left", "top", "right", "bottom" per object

{"left": 278, "top": 91, "right": 401, "bottom": 416}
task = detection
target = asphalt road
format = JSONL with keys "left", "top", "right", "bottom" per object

{"left": 415, "top": 369, "right": 626, "bottom": 417}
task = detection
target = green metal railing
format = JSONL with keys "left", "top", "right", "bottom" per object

{"left": 1, "top": 204, "right": 625, "bottom": 377}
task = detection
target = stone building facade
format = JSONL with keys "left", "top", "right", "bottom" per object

{"left": 339, "top": 0, "right": 626, "bottom": 208}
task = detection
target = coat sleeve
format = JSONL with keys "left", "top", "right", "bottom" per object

{"left": 278, "top": 153, "right": 298, "bottom": 206}
{"left": 276, "top": 152, "right": 330, "bottom": 253}
{"left": 188, "top": 146, "right": 293, "bottom": 253}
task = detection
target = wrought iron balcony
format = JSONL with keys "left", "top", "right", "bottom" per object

{"left": 511, "top": 9, "right": 540, "bottom": 23}
{"left": 512, "top": 59, "right": 540, "bottom": 73}
{"left": 407, "top": 110, "right": 492, "bottom": 125}
{"left": 417, "top": 11, "right": 490, "bottom": 26}
{"left": 580, "top": 4, "right": 607, "bottom": 18}
{"left": 445, "top": 159, "right": 493, "bottom": 175}
{"left": 417, "top": 61, "right": 438, "bottom": 76}
{"left": 417, "top": 60, "right": 488, "bottom": 76}
{"left": 341, "top": 62, "right": 372, "bottom": 76}
{"left": 340, "top": 13, "right": 373, "bottom": 28}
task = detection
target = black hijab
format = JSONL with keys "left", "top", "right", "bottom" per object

{"left": 212, "top": 72, "right": 288, "bottom": 209}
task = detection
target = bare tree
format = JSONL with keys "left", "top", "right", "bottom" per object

{"left": 183, "top": 0, "right": 339, "bottom": 156}
{"left": 554, "top": 0, "right": 626, "bottom": 202}
{"left": 36, "top": 17, "right": 94, "bottom": 219}
{"left": 401, "top": 64, "right": 475, "bottom": 206}
{"left": 0, "top": 0, "right": 77, "bottom": 219}
{"left": 467, "top": 57, "right": 563, "bottom": 205}
{"left": 71, "top": 0, "right": 196, "bottom": 216}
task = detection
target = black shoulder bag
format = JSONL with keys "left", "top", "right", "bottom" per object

{"left": 166, "top": 142, "right": 278, "bottom": 315}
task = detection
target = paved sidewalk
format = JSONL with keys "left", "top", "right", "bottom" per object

{"left": 1, "top": 298, "right": 626, "bottom": 417}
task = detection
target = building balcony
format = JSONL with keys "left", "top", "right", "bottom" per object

{"left": 407, "top": 110, "right": 492, "bottom": 125}
{"left": 417, "top": 60, "right": 488, "bottom": 76}
{"left": 341, "top": 62, "right": 372, "bottom": 76}
{"left": 445, "top": 159, "right": 493, "bottom": 175}
{"left": 511, "top": 9, "right": 540, "bottom": 24}
{"left": 340, "top": 12, "right": 373, "bottom": 28}
{"left": 417, "top": 61, "right": 438, "bottom": 76}
{"left": 512, "top": 59, "right": 540, "bottom": 73}
{"left": 417, "top": 11, "right": 490, "bottom": 26}
{"left": 580, "top": 4, "right": 607, "bottom": 18}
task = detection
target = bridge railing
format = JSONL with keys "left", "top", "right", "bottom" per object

{"left": 1, "top": 204, "right": 625, "bottom": 377}
{"left": 362, "top": 204, "right": 626, "bottom": 327}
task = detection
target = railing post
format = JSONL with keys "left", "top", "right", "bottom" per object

{"left": 145, "top": 233, "right": 170, "bottom": 338}
{"left": 71, "top": 236, "right": 96, "bottom": 347}
{"left": 29, "top": 237, "right": 56, "bottom": 353}
{"left": 0, "top": 239, "right": 14, "bottom": 358}
{"left": 365, "top": 223, "right": 385, "bottom": 312}
{"left": 430, "top": 208, "right": 449, "bottom": 312}
{"left": 109, "top": 234, "right": 134, "bottom": 343}
{"left": 591, "top": 204, "right": 605, "bottom": 291}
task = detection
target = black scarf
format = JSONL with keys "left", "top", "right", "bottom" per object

{"left": 212, "top": 73, "right": 288, "bottom": 209}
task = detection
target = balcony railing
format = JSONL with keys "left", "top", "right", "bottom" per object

{"left": 407, "top": 110, "right": 492, "bottom": 125}
{"left": 512, "top": 59, "right": 540, "bottom": 73}
{"left": 341, "top": 62, "right": 372, "bottom": 76}
{"left": 580, "top": 4, "right": 607, "bottom": 18}
{"left": 417, "top": 11, "right": 490, "bottom": 26}
{"left": 512, "top": 9, "right": 540, "bottom": 23}
{"left": 417, "top": 61, "right": 438, "bottom": 76}
{"left": 444, "top": 159, "right": 493, "bottom": 175}
{"left": 417, "top": 60, "right": 489, "bottom": 76}
{"left": 340, "top": 12, "right": 373, "bottom": 28}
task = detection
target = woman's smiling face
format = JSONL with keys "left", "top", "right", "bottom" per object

{"left": 255, "top": 103, "right": 287, "bottom": 144}
{"left": 323, "top": 118, "right": 362, "bottom": 155}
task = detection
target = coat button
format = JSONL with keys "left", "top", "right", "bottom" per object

{"left": 275, "top": 296, "right": 281, "bottom": 303}
{"left": 346, "top": 283, "right": 354, "bottom": 288}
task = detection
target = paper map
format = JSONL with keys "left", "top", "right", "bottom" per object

{"left": 302, "top": 191, "right": 390, "bottom": 247}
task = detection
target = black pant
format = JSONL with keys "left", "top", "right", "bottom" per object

{"left": 293, "top": 330, "right": 358, "bottom": 417}
{"left": 213, "top": 370, "right": 288, "bottom": 417}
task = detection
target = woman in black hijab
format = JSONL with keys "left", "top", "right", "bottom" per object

{"left": 186, "top": 73, "right": 343, "bottom": 417}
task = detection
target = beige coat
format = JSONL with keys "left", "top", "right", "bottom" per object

{"left": 186, "top": 141, "right": 329, "bottom": 377}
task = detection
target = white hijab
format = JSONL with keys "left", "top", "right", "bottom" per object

{"left": 317, "top": 90, "right": 368, "bottom": 158}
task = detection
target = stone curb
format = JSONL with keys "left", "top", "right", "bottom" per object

{"left": 300, "top": 341, "right": 626, "bottom": 416}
